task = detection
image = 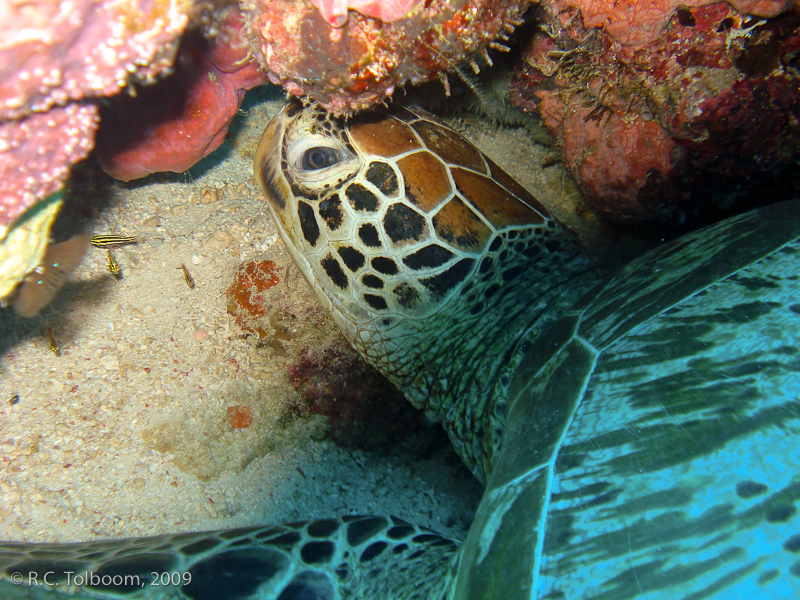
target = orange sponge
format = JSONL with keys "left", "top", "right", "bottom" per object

{"left": 226, "top": 260, "right": 281, "bottom": 337}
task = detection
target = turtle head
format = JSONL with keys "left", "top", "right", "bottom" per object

{"left": 255, "top": 100, "right": 596, "bottom": 474}
{"left": 254, "top": 100, "right": 364, "bottom": 321}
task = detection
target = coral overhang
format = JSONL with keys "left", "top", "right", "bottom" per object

{"left": 0, "top": 0, "right": 526, "bottom": 219}
{"left": 510, "top": 1, "right": 800, "bottom": 221}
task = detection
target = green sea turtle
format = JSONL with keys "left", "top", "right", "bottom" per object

{"left": 2, "top": 100, "right": 799, "bottom": 599}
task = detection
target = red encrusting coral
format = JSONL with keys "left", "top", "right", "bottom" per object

{"left": 510, "top": 2, "right": 800, "bottom": 222}
{"left": 226, "top": 259, "right": 281, "bottom": 338}
{"left": 96, "top": 8, "right": 269, "bottom": 181}
{"left": 248, "top": 0, "right": 529, "bottom": 114}
{"left": 287, "top": 342, "right": 420, "bottom": 449}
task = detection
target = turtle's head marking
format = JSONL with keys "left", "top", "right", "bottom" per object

{"left": 255, "top": 101, "right": 590, "bottom": 423}
{"left": 255, "top": 100, "right": 360, "bottom": 244}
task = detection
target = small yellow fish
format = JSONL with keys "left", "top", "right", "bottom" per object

{"left": 46, "top": 326, "right": 60, "bottom": 357}
{"left": 90, "top": 234, "right": 138, "bottom": 249}
{"left": 178, "top": 264, "right": 195, "bottom": 289}
{"left": 107, "top": 249, "right": 121, "bottom": 279}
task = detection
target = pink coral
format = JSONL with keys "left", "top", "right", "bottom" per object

{"left": 0, "top": 0, "right": 187, "bottom": 121}
{"left": 0, "top": 104, "right": 99, "bottom": 226}
{"left": 311, "top": 0, "right": 425, "bottom": 27}
{"left": 0, "top": 0, "right": 188, "bottom": 226}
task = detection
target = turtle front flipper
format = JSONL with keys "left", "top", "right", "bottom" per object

{"left": 0, "top": 517, "right": 459, "bottom": 599}
{"left": 453, "top": 199, "right": 800, "bottom": 600}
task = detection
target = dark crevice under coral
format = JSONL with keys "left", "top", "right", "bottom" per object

{"left": 286, "top": 342, "right": 452, "bottom": 457}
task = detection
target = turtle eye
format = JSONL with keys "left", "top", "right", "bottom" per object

{"left": 284, "top": 131, "right": 359, "bottom": 193}
{"left": 302, "top": 147, "right": 341, "bottom": 171}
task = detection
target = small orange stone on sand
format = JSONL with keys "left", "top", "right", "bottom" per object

{"left": 227, "top": 405, "right": 253, "bottom": 429}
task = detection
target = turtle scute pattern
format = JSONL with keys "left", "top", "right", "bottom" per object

{"left": 256, "top": 100, "right": 573, "bottom": 339}
{"left": 0, "top": 516, "right": 459, "bottom": 599}
{"left": 451, "top": 200, "right": 800, "bottom": 600}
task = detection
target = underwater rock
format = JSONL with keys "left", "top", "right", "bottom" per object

{"left": 247, "top": 0, "right": 529, "bottom": 114}
{"left": 551, "top": 0, "right": 800, "bottom": 46}
{"left": 510, "top": 2, "right": 800, "bottom": 222}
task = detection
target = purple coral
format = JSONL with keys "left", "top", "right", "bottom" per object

{"left": 287, "top": 342, "right": 422, "bottom": 450}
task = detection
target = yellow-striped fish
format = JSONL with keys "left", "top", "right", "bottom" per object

{"left": 178, "top": 264, "right": 195, "bottom": 289}
{"left": 107, "top": 249, "right": 121, "bottom": 279}
{"left": 46, "top": 326, "right": 60, "bottom": 357}
{"left": 91, "top": 234, "right": 138, "bottom": 249}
